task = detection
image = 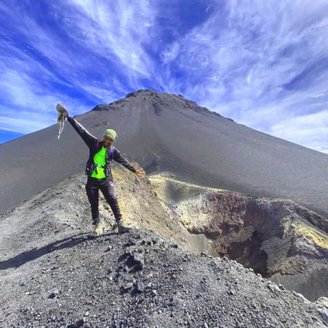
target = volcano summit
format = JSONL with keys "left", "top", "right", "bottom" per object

{"left": 1, "top": 90, "right": 328, "bottom": 217}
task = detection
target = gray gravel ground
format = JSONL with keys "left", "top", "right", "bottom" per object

{"left": 1, "top": 229, "right": 327, "bottom": 328}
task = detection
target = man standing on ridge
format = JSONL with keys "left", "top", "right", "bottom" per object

{"left": 56, "top": 104, "right": 145, "bottom": 235}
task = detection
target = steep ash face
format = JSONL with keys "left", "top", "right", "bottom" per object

{"left": 1, "top": 89, "right": 328, "bottom": 218}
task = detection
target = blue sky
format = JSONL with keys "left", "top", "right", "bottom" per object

{"left": 0, "top": 0, "right": 327, "bottom": 153}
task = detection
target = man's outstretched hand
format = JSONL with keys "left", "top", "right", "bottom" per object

{"left": 56, "top": 103, "right": 69, "bottom": 118}
{"left": 135, "top": 168, "right": 146, "bottom": 177}
{"left": 56, "top": 103, "right": 69, "bottom": 140}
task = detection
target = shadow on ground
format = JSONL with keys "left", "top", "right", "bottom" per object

{"left": 0, "top": 233, "right": 101, "bottom": 270}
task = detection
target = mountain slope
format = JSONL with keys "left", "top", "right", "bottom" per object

{"left": 1, "top": 90, "right": 328, "bottom": 218}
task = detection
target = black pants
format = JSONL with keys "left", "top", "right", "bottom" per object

{"left": 85, "top": 178, "right": 122, "bottom": 224}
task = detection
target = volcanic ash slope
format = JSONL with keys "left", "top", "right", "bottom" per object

{"left": 2, "top": 89, "right": 328, "bottom": 219}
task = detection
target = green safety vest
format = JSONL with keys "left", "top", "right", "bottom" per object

{"left": 90, "top": 146, "right": 107, "bottom": 179}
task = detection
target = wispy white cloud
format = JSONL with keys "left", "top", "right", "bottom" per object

{"left": 0, "top": 44, "right": 87, "bottom": 128}
{"left": 0, "top": 68, "right": 58, "bottom": 110}
{"left": 0, "top": 1, "right": 129, "bottom": 133}
{"left": 162, "top": 42, "right": 180, "bottom": 64}
{"left": 0, "top": 0, "right": 327, "bottom": 153}
{"left": 0, "top": 105, "right": 55, "bottom": 133}
{"left": 0, "top": 41, "right": 93, "bottom": 133}
{"left": 0, "top": 0, "right": 161, "bottom": 129}
{"left": 58, "top": 0, "right": 158, "bottom": 80}
{"left": 270, "top": 110, "right": 328, "bottom": 153}
{"left": 158, "top": 0, "right": 328, "bottom": 153}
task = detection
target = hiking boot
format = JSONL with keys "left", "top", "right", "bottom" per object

{"left": 110, "top": 221, "right": 118, "bottom": 232}
{"left": 116, "top": 220, "right": 130, "bottom": 234}
{"left": 94, "top": 221, "right": 107, "bottom": 235}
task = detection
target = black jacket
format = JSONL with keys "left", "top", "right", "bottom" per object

{"left": 67, "top": 116, "right": 136, "bottom": 180}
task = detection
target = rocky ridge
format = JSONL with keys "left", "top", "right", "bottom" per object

{"left": 1, "top": 163, "right": 328, "bottom": 326}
